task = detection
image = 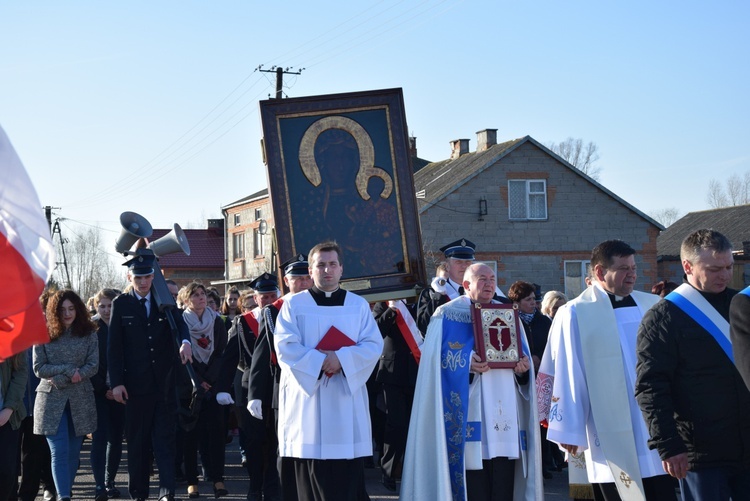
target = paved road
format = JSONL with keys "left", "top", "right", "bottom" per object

{"left": 58, "top": 437, "right": 572, "bottom": 500}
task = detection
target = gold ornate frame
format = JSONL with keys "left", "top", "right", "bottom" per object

{"left": 259, "top": 88, "right": 426, "bottom": 301}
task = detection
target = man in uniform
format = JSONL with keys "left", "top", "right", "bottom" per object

{"left": 109, "top": 254, "right": 192, "bottom": 501}
{"left": 417, "top": 238, "right": 508, "bottom": 334}
{"left": 636, "top": 229, "right": 750, "bottom": 499}
{"left": 220, "top": 273, "right": 279, "bottom": 500}
{"left": 247, "top": 255, "right": 313, "bottom": 501}
{"left": 274, "top": 241, "right": 383, "bottom": 500}
{"left": 544, "top": 240, "right": 673, "bottom": 500}
{"left": 371, "top": 298, "right": 420, "bottom": 492}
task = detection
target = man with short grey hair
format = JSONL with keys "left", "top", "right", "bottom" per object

{"left": 636, "top": 229, "right": 750, "bottom": 500}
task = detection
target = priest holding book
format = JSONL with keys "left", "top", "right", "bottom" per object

{"left": 273, "top": 241, "right": 383, "bottom": 501}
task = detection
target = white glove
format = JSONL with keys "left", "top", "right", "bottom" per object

{"left": 431, "top": 276, "right": 447, "bottom": 294}
{"left": 216, "top": 392, "right": 234, "bottom": 406}
{"left": 247, "top": 399, "right": 263, "bottom": 419}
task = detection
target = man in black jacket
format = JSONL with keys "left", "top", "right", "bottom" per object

{"left": 730, "top": 286, "right": 750, "bottom": 391}
{"left": 635, "top": 229, "right": 750, "bottom": 500}
{"left": 247, "top": 255, "right": 312, "bottom": 501}
{"left": 109, "top": 254, "right": 192, "bottom": 501}
{"left": 372, "top": 300, "right": 420, "bottom": 491}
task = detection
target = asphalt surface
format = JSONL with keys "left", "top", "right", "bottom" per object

{"left": 52, "top": 436, "right": 572, "bottom": 500}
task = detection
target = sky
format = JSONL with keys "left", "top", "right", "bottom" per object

{"left": 2, "top": 1, "right": 749, "bottom": 271}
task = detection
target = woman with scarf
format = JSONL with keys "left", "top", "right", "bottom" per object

{"left": 34, "top": 289, "right": 98, "bottom": 501}
{"left": 180, "top": 282, "right": 229, "bottom": 499}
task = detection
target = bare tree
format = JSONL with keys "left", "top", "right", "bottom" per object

{"left": 649, "top": 208, "right": 681, "bottom": 227}
{"left": 65, "top": 226, "right": 124, "bottom": 301}
{"left": 707, "top": 179, "right": 728, "bottom": 208}
{"left": 546, "top": 137, "right": 602, "bottom": 180}
{"left": 705, "top": 174, "right": 750, "bottom": 208}
{"left": 725, "top": 173, "right": 750, "bottom": 206}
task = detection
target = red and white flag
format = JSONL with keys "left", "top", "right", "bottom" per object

{"left": 0, "top": 124, "right": 55, "bottom": 360}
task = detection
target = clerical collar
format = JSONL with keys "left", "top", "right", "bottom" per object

{"left": 602, "top": 289, "right": 636, "bottom": 309}
{"left": 309, "top": 286, "right": 346, "bottom": 306}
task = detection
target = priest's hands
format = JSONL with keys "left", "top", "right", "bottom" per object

{"left": 662, "top": 453, "right": 688, "bottom": 479}
{"left": 513, "top": 356, "right": 531, "bottom": 375}
{"left": 560, "top": 443, "right": 579, "bottom": 455}
{"left": 470, "top": 353, "right": 489, "bottom": 374}
{"left": 321, "top": 351, "right": 342, "bottom": 375}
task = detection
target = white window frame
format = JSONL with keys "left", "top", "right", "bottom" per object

{"left": 564, "top": 260, "right": 591, "bottom": 298}
{"left": 253, "top": 228, "right": 264, "bottom": 258}
{"left": 233, "top": 213, "right": 241, "bottom": 226}
{"left": 232, "top": 232, "right": 244, "bottom": 261}
{"left": 508, "top": 179, "right": 548, "bottom": 220}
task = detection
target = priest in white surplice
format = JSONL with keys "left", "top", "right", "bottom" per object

{"left": 273, "top": 241, "right": 383, "bottom": 501}
{"left": 545, "top": 240, "right": 675, "bottom": 501}
{"left": 402, "top": 263, "right": 543, "bottom": 501}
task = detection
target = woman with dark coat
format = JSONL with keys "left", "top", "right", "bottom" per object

{"left": 180, "top": 282, "right": 230, "bottom": 499}
{"left": 34, "top": 289, "right": 98, "bottom": 501}
{"left": 89, "top": 288, "right": 125, "bottom": 500}
{"left": 508, "top": 281, "right": 555, "bottom": 479}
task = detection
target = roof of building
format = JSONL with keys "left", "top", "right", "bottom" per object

{"left": 657, "top": 204, "right": 750, "bottom": 258}
{"left": 150, "top": 227, "right": 224, "bottom": 268}
{"left": 221, "top": 188, "right": 269, "bottom": 210}
{"left": 414, "top": 135, "right": 663, "bottom": 229}
{"left": 411, "top": 155, "right": 432, "bottom": 173}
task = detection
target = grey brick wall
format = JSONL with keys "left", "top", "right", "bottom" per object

{"left": 420, "top": 141, "right": 659, "bottom": 297}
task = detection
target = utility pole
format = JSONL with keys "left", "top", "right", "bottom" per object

{"left": 258, "top": 65, "right": 304, "bottom": 99}
{"left": 44, "top": 205, "right": 59, "bottom": 235}
{"left": 51, "top": 218, "right": 71, "bottom": 288}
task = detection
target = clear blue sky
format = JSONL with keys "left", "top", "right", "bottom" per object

{"left": 3, "top": 1, "right": 748, "bottom": 264}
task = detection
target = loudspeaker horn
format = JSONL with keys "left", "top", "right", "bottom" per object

{"left": 115, "top": 211, "right": 153, "bottom": 253}
{"left": 148, "top": 223, "right": 191, "bottom": 257}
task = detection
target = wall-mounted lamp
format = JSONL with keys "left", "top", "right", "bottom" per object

{"left": 478, "top": 197, "right": 488, "bottom": 221}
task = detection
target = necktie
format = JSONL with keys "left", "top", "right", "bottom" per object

{"left": 140, "top": 297, "right": 148, "bottom": 317}
{"left": 458, "top": 286, "right": 465, "bottom": 295}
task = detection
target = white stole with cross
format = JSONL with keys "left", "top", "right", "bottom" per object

{"left": 576, "top": 286, "right": 659, "bottom": 501}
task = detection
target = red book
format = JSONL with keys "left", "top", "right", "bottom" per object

{"left": 315, "top": 326, "right": 355, "bottom": 351}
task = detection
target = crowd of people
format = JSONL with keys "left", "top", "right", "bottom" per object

{"left": 1, "top": 229, "right": 749, "bottom": 501}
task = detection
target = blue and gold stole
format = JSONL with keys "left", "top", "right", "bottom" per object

{"left": 440, "top": 315, "right": 477, "bottom": 501}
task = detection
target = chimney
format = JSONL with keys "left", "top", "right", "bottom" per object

{"left": 208, "top": 218, "right": 224, "bottom": 236}
{"left": 409, "top": 136, "right": 417, "bottom": 158}
{"left": 450, "top": 139, "right": 470, "bottom": 159}
{"left": 476, "top": 129, "right": 497, "bottom": 152}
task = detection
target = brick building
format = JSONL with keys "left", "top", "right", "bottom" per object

{"left": 415, "top": 130, "right": 663, "bottom": 298}
{"left": 219, "top": 189, "right": 275, "bottom": 290}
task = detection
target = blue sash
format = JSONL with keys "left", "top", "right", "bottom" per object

{"left": 665, "top": 288, "right": 733, "bottom": 363}
{"left": 440, "top": 317, "right": 474, "bottom": 501}
{"left": 741, "top": 286, "right": 750, "bottom": 297}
